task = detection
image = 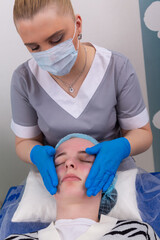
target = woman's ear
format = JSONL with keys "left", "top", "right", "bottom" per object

{"left": 75, "top": 14, "right": 82, "bottom": 36}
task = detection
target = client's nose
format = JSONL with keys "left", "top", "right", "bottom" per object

{"left": 65, "top": 158, "right": 76, "bottom": 169}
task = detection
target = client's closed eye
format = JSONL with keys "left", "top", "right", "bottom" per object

{"left": 55, "top": 157, "right": 66, "bottom": 168}
{"left": 55, "top": 152, "right": 67, "bottom": 167}
{"left": 80, "top": 159, "right": 93, "bottom": 164}
{"left": 78, "top": 151, "right": 95, "bottom": 163}
{"left": 78, "top": 153, "right": 94, "bottom": 164}
{"left": 55, "top": 161, "right": 65, "bottom": 167}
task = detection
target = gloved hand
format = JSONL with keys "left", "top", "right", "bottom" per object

{"left": 30, "top": 145, "right": 58, "bottom": 195}
{"left": 85, "top": 137, "right": 131, "bottom": 197}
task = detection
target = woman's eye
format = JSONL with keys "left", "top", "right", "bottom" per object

{"left": 55, "top": 161, "right": 65, "bottom": 168}
{"left": 50, "top": 35, "right": 63, "bottom": 44}
{"left": 55, "top": 163, "right": 61, "bottom": 168}
{"left": 31, "top": 45, "right": 40, "bottom": 51}
{"left": 80, "top": 159, "right": 92, "bottom": 164}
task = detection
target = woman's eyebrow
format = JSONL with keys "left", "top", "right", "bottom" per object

{"left": 46, "top": 30, "right": 64, "bottom": 41}
{"left": 24, "top": 30, "right": 64, "bottom": 46}
{"left": 24, "top": 42, "right": 38, "bottom": 47}
{"left": 78, "top": 150, "right": 95, "bottom": 159}
{"left": 55, "top": 152, "right": 66, "bottom": 159}
{"left": 78, "top": 150, "right": 87, "bottom": 154}
{"left": 55, "top": 150, "right": 88, "bottom": 160}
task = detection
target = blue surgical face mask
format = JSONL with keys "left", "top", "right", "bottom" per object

{"left": 31, "top": 25, "right": 78, "bottom": 76}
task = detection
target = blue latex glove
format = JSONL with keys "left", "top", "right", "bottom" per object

{"left": 85, "top": 137, "right": 131, "bottom": 197}
{"left": 30, "top": 145, "right": 58, "bottom": 195}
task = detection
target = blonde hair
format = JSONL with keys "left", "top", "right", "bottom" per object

{"left": 13, "top": 0, "right": 75, "bottom": 23}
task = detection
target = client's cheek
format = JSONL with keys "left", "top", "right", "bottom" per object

{"left": 82, "top": 168, "right": 92, "bottom": 183}
{"left": 55, "top": 169, "right": 63, "bottom": 186}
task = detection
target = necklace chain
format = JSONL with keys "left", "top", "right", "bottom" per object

{"left": 54, "top": 46, "right": 87, "bottom": 93}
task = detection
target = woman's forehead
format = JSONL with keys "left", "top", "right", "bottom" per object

{"left": 16, "top": 7, "right": 74, "bottom": 41}
{"left": 57, "top": 138, "right": 94, "bottom": 152}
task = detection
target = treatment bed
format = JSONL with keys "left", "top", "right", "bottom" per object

{"left": 0, "top": 169, "right": 160, "bottom": 239}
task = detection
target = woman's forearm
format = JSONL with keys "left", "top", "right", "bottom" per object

{"left": 122, "top": 122, "right": 153, "bottom": 156}
{"left": 15, "top": 134, "right": 43, "bottom": 164}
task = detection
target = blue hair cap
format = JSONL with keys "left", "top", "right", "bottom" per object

{"left": 55, "top": 133, "right": 99, "bottom": 150}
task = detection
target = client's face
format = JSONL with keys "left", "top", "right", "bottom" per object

{"left": 54, "top": 138, "right": 95, "bottom": 200}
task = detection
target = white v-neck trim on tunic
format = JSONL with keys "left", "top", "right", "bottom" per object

{"left": 38, "top": 215, "right": 117, "bottom": 240}
{"left": 28, "top": 44, "right": 112, "bottom": 118}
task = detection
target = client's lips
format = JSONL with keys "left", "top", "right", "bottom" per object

{"left": 62, "top": 174, "right": 81, "bottom": 182}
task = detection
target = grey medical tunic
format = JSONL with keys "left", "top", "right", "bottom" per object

{"left": 10, "top": 44, "right": 149, "bottom": 170}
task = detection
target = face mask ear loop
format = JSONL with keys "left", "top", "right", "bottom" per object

{"left": 72, "top": 23, "right": 79, "bottom": 51}
{"left": 72, "top": 23, "right": 77, "bottom": 41}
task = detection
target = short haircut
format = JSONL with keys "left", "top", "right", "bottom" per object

{"left": 13, "top": 0, "right": 75, "bottom": 23}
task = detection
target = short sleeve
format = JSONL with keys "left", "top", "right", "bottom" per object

{"left": 10, "top": 66, "right": 41, "bottom": 138}
{"left": 116, "top": 57, "right": 149, "bottom": 130}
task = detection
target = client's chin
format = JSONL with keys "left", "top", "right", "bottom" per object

{"left": 55, "top": 181, "right": 88, "bottom": 203}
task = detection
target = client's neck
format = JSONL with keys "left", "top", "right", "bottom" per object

{"left": 56, "top": 194, "right": 101, "bottom": 222}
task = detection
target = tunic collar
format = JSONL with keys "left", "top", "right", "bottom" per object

{"left": 38, "top": 215, "right": 117, "bottom": 240}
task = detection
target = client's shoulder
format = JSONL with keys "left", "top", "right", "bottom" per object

{"left": 103, "top": 219, "right": 158, "bottom": 239}
{"left": 5, "top": 232, "right": 38, "bottom": 240}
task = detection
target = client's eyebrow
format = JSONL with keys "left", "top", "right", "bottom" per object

{"left": 78, "top": 150, "right": 87, "bottom": 155}
{"left": 55, "top": 152, "right": 66, "bottom": 159}
{"left": 55, "top": 150, "right": 93, "bottom": 161}
{"left": 55, "top": 150, "right": 87, "bottom": 159}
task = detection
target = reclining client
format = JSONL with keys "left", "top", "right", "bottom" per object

{"left": 5, "top": 134, "right": 159, "bottom": 240}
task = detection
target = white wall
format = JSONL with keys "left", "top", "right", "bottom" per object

{"left": 0, "top": 0, "right": 154, "bottom": 203}
{"left": 0, "top": 1, "right": 30, "bottom": 204}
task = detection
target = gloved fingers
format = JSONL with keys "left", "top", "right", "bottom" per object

{"left": 85, "top": 151, "right": 104, "bottom": 188}
{"left": 86, "top": 177, "right": 102, "bottom": 196}
{"left": 42, "top": 171, "right": 57, "bottom": 195}
{"left": 88, "top": 172, "right": 104, "bottom": 189}
{"left": 85, "top": 162, "right": 101, "bottom": 189}
{"left": 93, "top": 172, "right": 111, "bottom": 196}
{"left": 85, "top": 143, "right": 101, "bottom": 155}
{"left": 30, "top": 145, "right": 55, "bottom": 167}
{"left": 87, "top": 185, "right": 102, "bottom": 197}
{"left": 48, "top": 161, "right": 59, "bottom": 187}
{"left": 86, "top": 181, "right": 100, "bottom": 196}
{"left": 86, "top": 187, "right": 96, "bottom": 197}
{"left": 102, "top": 174, "right": 115, "bottom": 192}
{"left": 86, "top": 169, "right": 105, "bottom": 196}
{"left": 44, "top": 145, "right": 56, "bottom": 156}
